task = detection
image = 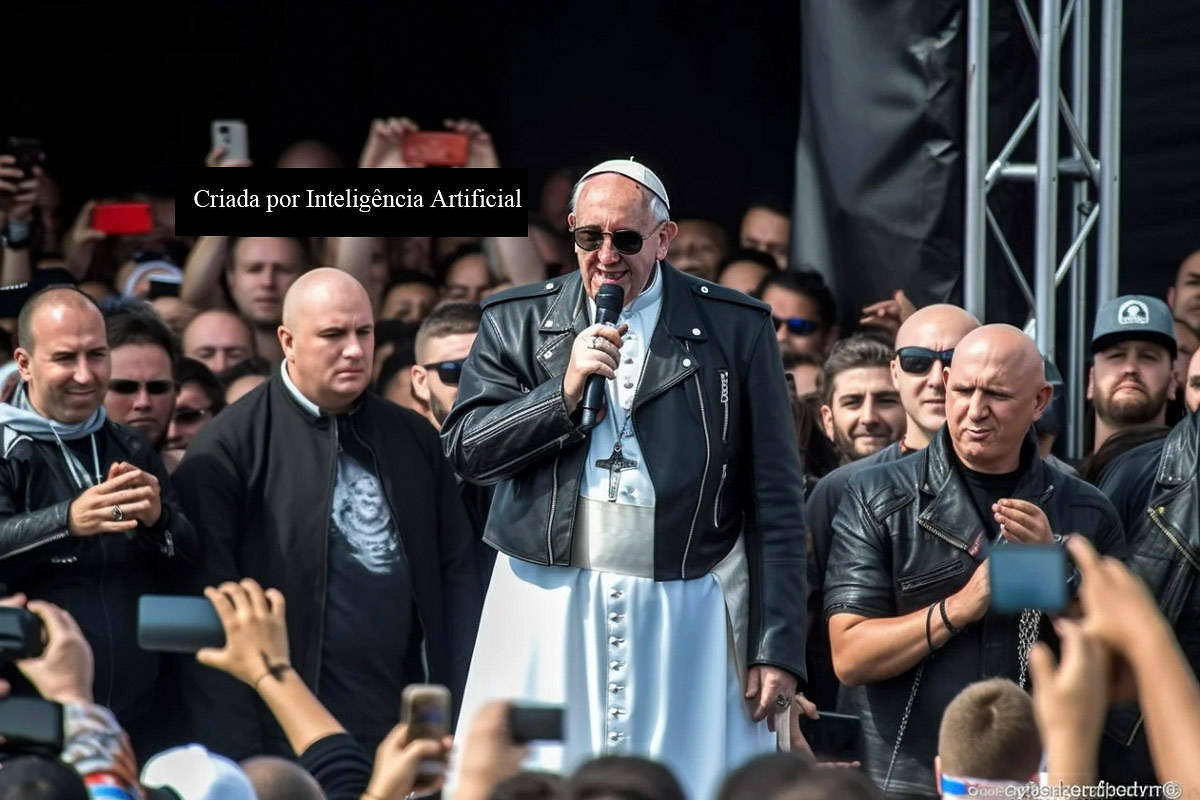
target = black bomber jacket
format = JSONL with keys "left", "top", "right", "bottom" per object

{"left": 440, "top": 262, "right": 809, "bottom": 679}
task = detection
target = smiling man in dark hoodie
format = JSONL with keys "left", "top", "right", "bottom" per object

{"left": 0, "top": 285, "right": 196, "bottom": 756}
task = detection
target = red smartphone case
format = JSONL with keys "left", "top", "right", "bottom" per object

{"left": 91, "top": 203, "right": 155, "bottom": 235}
{"left": 402, "top": 132, "right": 469, "bottom": 167}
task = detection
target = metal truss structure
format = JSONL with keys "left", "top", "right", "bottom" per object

{"left": 963, "top": 0, "right": 1123, "bottom": 458}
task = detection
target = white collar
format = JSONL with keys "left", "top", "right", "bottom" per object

{"left": 587, "top": 262, "right": 663, "bottom": 323}
{"left": 280, "top": 360, "right": 321, "bottom": 418}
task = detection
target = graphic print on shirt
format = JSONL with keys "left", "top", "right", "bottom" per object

{"left": 331, "top": 454, "right": 398, "bottom": 574}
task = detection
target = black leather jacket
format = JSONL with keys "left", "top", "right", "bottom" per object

{"left": 175, "top": 374, "right": 483, "bottom": 758}
{"left": 441, "top": 262, "right": 809, "bottom": 678}
{"left": 0, "top": 419, "right": 196, "bottom": 729}
{"left": 1099, "top": 411, "right": 1200, "bottom": 747}
{"left": 825, "top": 428, "right": 1125, "bottom": 797}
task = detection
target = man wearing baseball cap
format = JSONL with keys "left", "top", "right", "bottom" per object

{"left": 1087, "top": 295, "right": 1178, "bottom": 453}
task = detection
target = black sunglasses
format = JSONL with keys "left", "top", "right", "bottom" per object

{"left": 423, "top": 360, "right": 465, "bottom": 386}
{"left": 173, "top": 407, "right": 211, "bottom": 425}
{"left": 570, "top": 221, "right": 666, "bottom": 255}
{"left": 772, "top": 316, "right": 821, "bottom": 336}
{"left": 895, "top": 347, "right": 955, "bottom": 375}
{"left": 108, "top": 379, "right": 174, "bottom": 395}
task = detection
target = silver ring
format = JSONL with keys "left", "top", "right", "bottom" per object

{"left": 774, "top": 693, "right": 789, "bottom": 709}
{"left": 111, "top": 505, "right": 125, "bottom": 522}
{"left": 591, "top": 336, "right": 602, "bottom": 350}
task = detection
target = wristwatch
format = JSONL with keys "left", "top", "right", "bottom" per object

{"left": 2, "top": 220, "right": 31, "bottom": 250}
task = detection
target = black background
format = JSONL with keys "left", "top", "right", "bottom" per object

{"left": 12, "top": 0, "right": 1198, "bottom": 298}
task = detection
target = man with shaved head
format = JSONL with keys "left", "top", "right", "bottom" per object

{"left": 824, "top": 324, "right": 1125, "bottom": 797}
{"left": 802, "top": 304, "right": 979, "bottom": 709}
{"left": 175, "top": 268, "right": 481, "bottom": 759}
{"left": 182, "top": 309, "right": 256, "bottom": 376}
{"left": 0, "top": 286, "right": 196, "bottom": 754}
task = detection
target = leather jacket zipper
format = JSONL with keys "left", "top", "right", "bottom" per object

{"left": 314, "top": 419, "right": 339, "bottom": 691}
{"left": 718, "top": 370, "right": 729, "bottom": 443}
{"left": 899, "top": 559, "right": 966, "bottom": 593}
{"left": 713, "top": 463, "right": 728, "bottom": 528}
{"left": 0, "top": 529, "right": 69, "bottom": 561}
{"left": 546, "top": 452, "right": 560, "bottom": 564}
{"left": 462, "top": 393, "right": 562, "bottom": 447}
{"left": 1148, "top": 505, "right": 1200, "bottom": 573}
{"left": 682, "top": 357, "right": 710, "bottom": 579}
{"left": 917, "top": 518, "right": 969, "bottom": 554}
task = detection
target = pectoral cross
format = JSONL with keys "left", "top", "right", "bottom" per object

{"left": 595, "top": 441, "right": 638, "bottom": 502}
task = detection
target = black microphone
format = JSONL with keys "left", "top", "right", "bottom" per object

{"left": 580, "top": 283, "right": 625, "bottom": 431}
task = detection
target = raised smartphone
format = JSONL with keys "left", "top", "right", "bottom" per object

{"left": 137, "top": 595, "right": 225, "bottom": 653}
{"left": 211, "top": 119, "right": 249, "bottom": 164}
{"left": 989, "top": 544, "right": 1069, "bottom": 613}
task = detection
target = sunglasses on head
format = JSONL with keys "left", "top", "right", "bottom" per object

{"left": 570, "top": 221, "right": 666, "bottom": 255}
{"left": 423, "top": 360, "right": 465, "bottom": 386}
{"left": 772, "top": 316, "right": 821, "bottom": 336}
{"left": 895, "top": 347, "right": 955, "bottom": 375}
{"left": 173, "top": 407, "right": 211, "bottom": 425}
{"left": 108, "top": 379, "right": 174, "bottom": 395}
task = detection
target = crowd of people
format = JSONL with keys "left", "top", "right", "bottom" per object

{"left": 0, "top": 119, "right": 1198, "bottom": 800}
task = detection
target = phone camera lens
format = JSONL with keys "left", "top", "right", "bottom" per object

{"left": 218, "top": 126, "right": 229, "bottom": 134}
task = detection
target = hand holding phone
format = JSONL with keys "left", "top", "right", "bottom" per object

{"left": 209, "top": 120, "right": 250, "bottom": 167}
{"left": 799, "top": 711, "right": 863, "bottom": 764}
{"left": 138, "top": 595, "right": 225, "bottom": 653}
{"left": 399, "top": 684, "right": 453, "bottom": 788}
{"left": 989, "top": 544, "right": 1070, "bottom": 613}
{"left": 6, "top": 137, "right": 44, "bottom": 181}
{"left": 91, "top": 203, "right": 154, "bottom": 236}
{"left": 402, "top": 132, "right": 469, "bottom": 167}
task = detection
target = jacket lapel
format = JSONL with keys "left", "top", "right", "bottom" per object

{"left": 634, "top": 263, "right": 703, "bottom": 410}
{"left": 535, "top": 273, "right": 588, "bottom": 382}
{"left": 919, "top": 429, "right": 989, "bottom": 558}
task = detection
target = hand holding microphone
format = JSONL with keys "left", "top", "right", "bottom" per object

{"left": 564, "top": 284, "right": 627, "bottom": 427}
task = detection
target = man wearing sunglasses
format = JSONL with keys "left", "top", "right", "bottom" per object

{"left": 754, "top": 270, "right": 840, "bottom": 357}
{"left": 824, "top": 325, "right": 1125, "bottom": 797}
{"left": 443, "top": 159, "right": 809, "bottom": 796}
{"left": 410, "top": 302, "right": 497, "bottom": 580}
{"left": 103, "top": 306, "right": 179, "bottom": 451}
{"left": 0, "top": 287, "right": 197, "bottom": 755}
{"left": 410, "top": 302, "right": 479, "bottom": 431}
{"left": 802, "top": 305, "right": 978, "bottom": 711}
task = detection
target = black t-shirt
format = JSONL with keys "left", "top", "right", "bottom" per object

{"left": 319, "top": 416, "right": 419, "bottom": 748}
{"left": 955, "top": 457, "right": 1021, "bottom": 542}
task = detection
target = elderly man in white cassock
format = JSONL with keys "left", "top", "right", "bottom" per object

{"left": 442, "top": 159, "right": 811, "bottom": 795}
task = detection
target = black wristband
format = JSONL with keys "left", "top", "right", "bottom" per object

{"left": 939, "top": 598, "right": 962, "bottom": 636}
{"left": 925, "top": 603, "right": 937, "bottom": 654}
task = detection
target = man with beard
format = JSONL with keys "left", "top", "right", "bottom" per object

{"left": 1087, "top": 295, "right": 1177, "bottom": 452}
{"left": 819, "top": 335, "right": 905, "bottom": 464}
{"left": 803, "top": 305, "right": 979, "bottom": 709}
